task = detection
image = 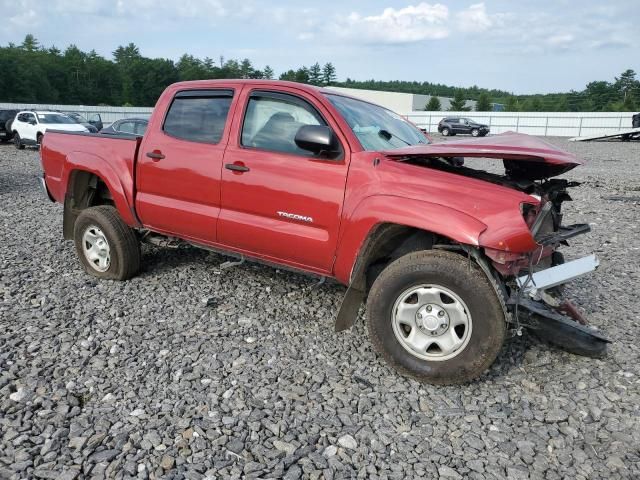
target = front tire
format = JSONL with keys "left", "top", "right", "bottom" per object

{"left": 366, "top": 250, "right": 506, "bottom": 384}
{"left": 14, "top": 133, "right": 24, "bottom": 150}
{"left": 441, "top": 127, "right": 450, "bottom": 136}
{"left": 73, "top": 206, "right": 140, "bottom": 280}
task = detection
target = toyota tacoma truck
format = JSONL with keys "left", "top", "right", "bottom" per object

{"left": 39, "top": 80, "right": 608, "bottom": 384}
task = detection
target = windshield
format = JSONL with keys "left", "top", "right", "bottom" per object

{"left": 37, "top": 113, "right": 75, "bottom": 124}
{"left": 68, "top": 113, "right": 88, "bottom": 123}
{"left": 325, "top": 94, "right": 429, "bottom": 150}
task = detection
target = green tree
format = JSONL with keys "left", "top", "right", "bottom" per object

{"left": 553, "top": 96, "right": 569, "bottom": 112}
{"left": 505, "top": 96, "right": 519, "bottom": 112}
{"left": 449, "top": 90, "right": 468, "bottom": 111}
{"left": 475, "top": 92, "right": 491, "bottom": 111}
{"left": 240, "top": 58, "right": 254, "bottom": 79}
{"left": 21, "top": 34, "right": 39, "bottom": 52}
{"left": 322, "top": 62, "right": 336, "bottom": 85}
{"left": 263, "top": 65, "right": 274, "bottom": 80}
{"left": 308, "top": 62, "right": 322, "bottom": 85}
{"left": 279, "top": 69, "right": 297, "bottom": 81}
{"left": 615, "top": 69, "right": 638, "bottom": 103}
{"left": 295, "top": 67, "right": 309, "bottom": 83}
{"left": 425, "top": 96, "right": 441, "bottom": 111}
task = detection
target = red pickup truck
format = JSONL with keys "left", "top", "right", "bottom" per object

{"left": 39, "top": 80, "right": 608, "bottom": 384}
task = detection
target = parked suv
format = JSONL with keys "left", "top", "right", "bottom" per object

{"left": 0, "top": 109, "right": 19, "bottom": 142}
{"left": 12, "top": 110, "right": 87, "bottom": 149}
{"left": 438, "top": 117, "right": 489, "bottom": 137}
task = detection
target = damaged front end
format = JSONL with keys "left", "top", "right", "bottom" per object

{"left": 484, "top": 178, "right": 610, "bottom": 357}
{"left": 384, "top": 134, "right": 610, "bottom": 356}
{"left": 508, "top": 201, "right": 609, "bottom": 357}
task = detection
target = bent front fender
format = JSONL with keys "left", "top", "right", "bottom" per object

{"left": 333, "top": 195, "right": 488, "bottom": 285}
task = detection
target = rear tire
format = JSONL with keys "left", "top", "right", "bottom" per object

{"left": 441, "top": 127, "right": 450, "bottom": 136}
{"left": 366, "top": 250, "right": 506, "bottom": 385}
{"left": 471, "top": 128, "right": 479, "bottom": 137}
{"left": 73, "top": 206, "right": 141, "bottom": 280}
{"left": 14, "top": 133, "right": 24, "bottom": 150}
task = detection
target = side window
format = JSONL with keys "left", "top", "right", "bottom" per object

{"left": 118, "top": 122, "right": 135, "bottom": 134}
{"left": 17, "top": 114, "right": 26, "bottom": 122}
{"left": 241, "top": 92, "right": 325, "bottom": 156}
{"left": 134, "top": 122, "right": 147, "bottom": 136}
{"left": 163, "top": 90, "right": 233, "bottom": 143}
{"left": 26, "top": 113, "right": 36, "bottom": 123}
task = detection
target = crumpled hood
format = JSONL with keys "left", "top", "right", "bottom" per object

{"left": 381, "top": 132, "right": 583, "bottom": 179}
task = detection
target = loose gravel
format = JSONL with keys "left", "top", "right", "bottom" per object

{"left": 1, "top": 137, "right": 639, "bottom": 479}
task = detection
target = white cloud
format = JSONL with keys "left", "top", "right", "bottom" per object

{"left": 334, "top": 3, "right": 450, "bottom": 44}
{"left": 456, "top": 3, "right": 501, "bottom": 33}
{"left": 547, "top": 33, "right": 575, "bottom": 48}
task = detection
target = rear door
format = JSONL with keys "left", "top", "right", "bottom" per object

{"left": 218, "top": 87, "right": 350, "bottom": 273}
{"left": 136, "top": 88, "right": 236, "bottom": 242}
{"left": 451, "top": 118, "right": 464, "bottom": 134}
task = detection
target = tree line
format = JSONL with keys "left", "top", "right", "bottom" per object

{"left": 0, "top": 35, "right": 638, "bottom": 113}
{"left": 0, "top": 35, "right": 336, "bottom": 107}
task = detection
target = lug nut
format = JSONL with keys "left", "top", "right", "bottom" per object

{"left": 438, "top": 311, "right": 444, "bottom": 317}
{"left": 426, "top": 305, "right": 432, "bottom": 312}
{"left": 440, "top": 323, "right": 447, "bottom": 329}
{"left": 417, "top": 313, "right": 423, "bottom": 319}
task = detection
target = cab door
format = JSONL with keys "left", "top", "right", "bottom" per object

{"left": 218, "top": 88, "right": 349, "bottom": 273}
{"left": 135, "top": 89, "right": 236, "bottom": 243}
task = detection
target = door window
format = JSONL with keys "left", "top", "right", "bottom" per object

{"left": 241, "top": 91, "right": 325, "bottom": 156}
{"left": 118, "top": 122, "right": 135, "bottom": 134}
{"left": 163, "top": 90, "right": 233, "bottom": 143}
{"left": 134, "top": 122, "right": 148, "bottom": 136}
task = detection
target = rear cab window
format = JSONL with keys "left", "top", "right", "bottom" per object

{"left": 163, "top": 89, "right": 233, "bottom": 143}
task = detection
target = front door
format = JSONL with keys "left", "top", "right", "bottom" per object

{"left": 136, "top": 89, "right": 236, "bottom": 243}
{"left": 218, "top": 88, "right": 349, "bottom": 273}
{"left": 23, "top": 112, "right": 38, "bottom": 141}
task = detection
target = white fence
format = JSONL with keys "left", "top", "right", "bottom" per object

{"left": 0, "top": 102, "right": 153, "bottom": 124}
{"left": 405, "top": 111, "right": 636, "bottom": 137}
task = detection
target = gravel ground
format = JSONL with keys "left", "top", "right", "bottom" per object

{"left": 0, "top": 137, "right": 639, "bottom": 480}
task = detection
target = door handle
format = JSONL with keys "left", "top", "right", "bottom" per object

{"left": 146, "top": 151, "right": 165, "bottom": 160}
{"left": 225, "top": 163, "right": 250, "bottom": 172}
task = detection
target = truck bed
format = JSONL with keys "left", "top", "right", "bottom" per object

{"left": 40, "top": 131, "right": 141, "bottom": 206}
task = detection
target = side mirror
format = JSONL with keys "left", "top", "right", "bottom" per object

{"left": 294, "top": 125, "right": 340, "bottom": 157}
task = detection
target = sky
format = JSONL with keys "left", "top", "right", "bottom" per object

{"left": 1, "top": 0, "right": 638, "bottom": 94}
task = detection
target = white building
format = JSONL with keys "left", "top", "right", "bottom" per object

{"left": 325, "top": 86, "right": 476, "bottom": 113}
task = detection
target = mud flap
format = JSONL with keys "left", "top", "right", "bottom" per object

{"left": 518, "top": 297, "right": 610, "bottom": 358}
{"left": 335, "top": 285, "right": 365, "bottom": 332}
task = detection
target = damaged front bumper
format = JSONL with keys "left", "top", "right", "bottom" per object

{"left": 511, "top": 253, "right": 610, "bottom": 357}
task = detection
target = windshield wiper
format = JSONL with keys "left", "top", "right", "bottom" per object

{"left": 378, "top": 129, "right": 412, "bottom": 146}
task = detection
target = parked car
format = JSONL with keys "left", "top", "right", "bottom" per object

{"left": 438, "top": 117, "right": 489, "bottom": 137}
{"left": 100, "top": 118, "right": 148, "bottom": 136}
{"left": 39, "top": 80, "right": 607, "bottom": 384}
{"left": 0, "top": 109, "right": 19, "bottom": 142}
{"left": 66, "top": 112, "right": 103, "bottom": 133}
{"left": 12, "top": 111, "right": 87, "bottom": 149}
